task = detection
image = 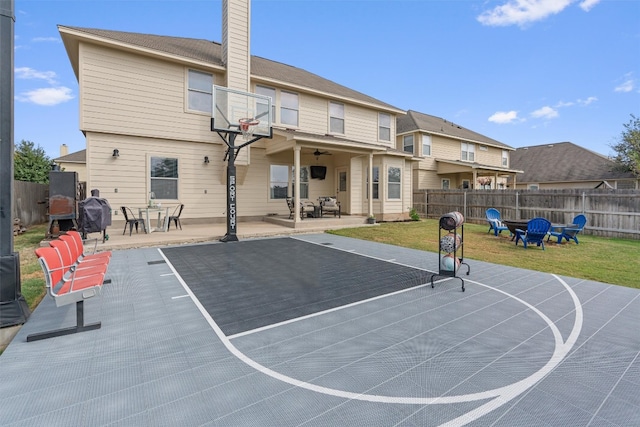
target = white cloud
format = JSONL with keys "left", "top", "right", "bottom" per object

{"left": 32, "top": 37, "right": 60, "bottom": 43}
{"left": 614, "top": 79, "right": 635, "bottom": 93}
{"left": 531, "top": 106, "right": 559, "bottom": 119}
{"left": 488, "top": 111, "right": 519, "bottom": 124}
{"left": 577, "top": 96, "right": 597, "bottom": 105}
{"left": 16, "top": 87, "right": 74, "bottom": 106}
{"left": 15, "top": 67, "right": 58, "bottom": 85}
{"left": 477, "top": 0, "right": 600, "bottom": 27}
{"left": 579, "top": 0, "right": 600, "bottom": 12}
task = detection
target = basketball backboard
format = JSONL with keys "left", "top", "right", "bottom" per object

{"left": 211, "top": 86, "right": 273, "bottom": 139}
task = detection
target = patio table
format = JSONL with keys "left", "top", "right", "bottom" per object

{"left": 138, "top": 206, "right": 171, "bottom": 233}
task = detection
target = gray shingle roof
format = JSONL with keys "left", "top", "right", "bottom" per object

{"left": 509, "top": 142, "right": 635, "bottom": 183}
{"left": 397, "top": 110, "right": 513, "bottom": 150}
{"left": 54, "top": 149, "right": 86, "bottom": 163}
{"left": 59, "top": 26, "right": 401, "bottom": 113}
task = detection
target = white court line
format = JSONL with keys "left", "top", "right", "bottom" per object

{"left": 171, "top": 294, "right": 190, "bottom": 300}
{"left": 161, "top": 273, "right": 175, "bottom": 277}
{"left": 158, "top": 247, "right": 582, "bottom": 427}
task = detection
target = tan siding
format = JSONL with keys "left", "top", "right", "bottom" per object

{"left": 80, "top": 44, "right": 218, "bottom": 144}
{"left": 433, "top": 136, "right": 462, "bottom": 161}
{"left": 476, "top": 145, "right": 503, "bottom": 167}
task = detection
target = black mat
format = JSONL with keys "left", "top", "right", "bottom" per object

{"left": 162, "top": 237, "right": 432, "bottom": 336}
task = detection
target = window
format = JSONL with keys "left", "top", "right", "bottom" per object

{"left": 256, "top": 85, "right": 276, "bottom": 122}
{"left": 528, "top": 184, "right": 539, "bottom": 190}
{"left": 187, "top": 70, "right": 213, "bottom": 113}
{"left": 388, "top": 166, "right": 401, "bottom": 199}
{"left": 378, "top": 113, "right": 391, "bottom": 141}
{"left": 403, "top": 135, "right": 414, "bottom": 154}
{"left": 462, "top": 180, "right": 470, "bottom": 189}
{"left": 502, "top": 150, "right": 508, "bottom": 167}
{"left": 461, "top": 142, "right": 475, "bottom": 161}
{"left": 367, "top": 166, "right": 379, "bottom": 199}
{"left": 442, "top": 179, "right": 450, "bottom": 190}
{"left": 269, "top": 165, "right": 310, "bottom": 199}
{"left": 150, "top": 157, "right": 178, "bottom": 199}
{"left": 329, "top": 102, "right": 345, "bottom": 134}
{"left": 270, "top": 165, "right": 289, "bottom": 199}
{"left": 422, "top": 134, "right": 431, "bottom": 156}
{"left": 281, "top": 91, "right": 299, "bottom": 126}
{"left": 292, "top": 166, "right": 309, "bottom": 199}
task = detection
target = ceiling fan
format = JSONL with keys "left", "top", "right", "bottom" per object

{"left": 313, "top": 149, "right": 331, "bottom": 160}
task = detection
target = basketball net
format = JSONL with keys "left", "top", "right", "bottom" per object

{"left": 239, "top": 118, "right": 259, "bottom": 141}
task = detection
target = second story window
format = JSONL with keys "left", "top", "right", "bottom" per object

{"left": 502, "top": 150, "right": 508, "bottom": 167}
{"left": 256, "top": 85, "right": 276, "bottom": 122}
{"left": 422, "top": 134, "right": 432, "bottom": 156}
{"left": 461, "top": 142, "right": 475, "bottom": 161}
{"left": 281, "top": 91, "right": 299, "bottom": 127}
{"left": 187, "top": 70, "right": 213, "bottom": 114}
{"left": 403, "top": 135, "right": 414, "bottom": 154}
{"left": 378, "top": 113, "right": 391, "bottom": 141}
{"left": 329, "top": 102, "right": 344, "bottom": 134}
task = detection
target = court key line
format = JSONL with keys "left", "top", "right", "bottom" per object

{"left": 159, "top": 247, "right": 582, "bottom": 427}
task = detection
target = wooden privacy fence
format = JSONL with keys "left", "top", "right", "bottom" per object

{"left": 13, "top": 181, "right": 48, "bottom": 227}
{"left": 413, "top": 189, "right": 640, "bottom": 240}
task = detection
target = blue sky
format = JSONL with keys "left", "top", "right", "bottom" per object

{"left": 13, "top": 0, "right": 640, "bottom": 160}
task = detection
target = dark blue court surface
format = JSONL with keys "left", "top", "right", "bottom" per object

{"left": 1, "top": 234, "right": 638, "bottom": 426}
{"left": 162, "top": 237, "right": 432, "bottom": 335}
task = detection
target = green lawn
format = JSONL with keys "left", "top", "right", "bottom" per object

{"left": 328, "top": 219, "right": 640, "bottom": 289}
{"left": 14, "top": 223, "right": 48, "bottom": 310}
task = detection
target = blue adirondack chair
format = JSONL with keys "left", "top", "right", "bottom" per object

{"left": 547, "top": 214, "right": 587, "bottom": 244}
{"left": 515, "top": 217, "right": 551, "bottom": 250}
{"left": 486, "top": 208, "right": 509, "bottom": 237}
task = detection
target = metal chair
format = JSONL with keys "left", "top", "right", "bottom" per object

{"left": 167, "top": 204, "right": 184, "bottom": 230}
{"left": 120, "top": 206, "right": 145, "bottom": 235}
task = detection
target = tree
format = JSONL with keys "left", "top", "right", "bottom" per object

{"left": 610, "top": 114, "right": 640, "bottom": 177}
{"left": 14, "top": 140, "right": 51, "bottom": 183}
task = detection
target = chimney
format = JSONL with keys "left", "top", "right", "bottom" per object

{"left": 222, "top": 0, "right": 250, "bottom": 92}
{"left": 60, "top": 144, "right": 68, "bottom": 157}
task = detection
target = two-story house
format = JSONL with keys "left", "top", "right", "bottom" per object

{"left": 58, "top": 0, "right": 417, "bottom": 227}
{"left": 397, "top": 110, "right": 521, "bottom": 190}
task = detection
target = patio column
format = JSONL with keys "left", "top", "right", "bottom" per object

{"left": 368, "top": 153, "right": 373, "bottom": 217}
{"left": 293, "top": 146, "right": 301, "bottom": 224}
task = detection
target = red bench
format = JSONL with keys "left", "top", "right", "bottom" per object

{"left": 27, "top": 235, "right": 111, "bottom": 342}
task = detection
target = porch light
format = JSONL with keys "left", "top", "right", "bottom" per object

{"left": 112, "top": 149, "right": 119, "bottom": 157}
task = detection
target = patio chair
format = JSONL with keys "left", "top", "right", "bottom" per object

{"left": 319, "top": 196, "right": 341, "bottom": 218}
{"left": 547, "top": 214, "right": 587, "bottom": 244}
{"left": 285, "top": 197, "right": 315, "bottom": 219}
{"left": 486, "top": 208, "right": 509, "bottom": 237}
{"left": 167, "top": 204, "right": 184, "bottom": 231}
{"left": 515, "top": 217, "right": 551, "bottom": 250}
{"left": 120, "top": 206, "right": 145, "bottom": 235}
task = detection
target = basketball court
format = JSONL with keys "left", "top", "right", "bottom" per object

{"left": 3, "top": 233, "right": 638, "bottom": 426}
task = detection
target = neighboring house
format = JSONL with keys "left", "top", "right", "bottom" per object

{"left": 508, "top": 142, "right": 639, "bottom": 190}
{"left": 52, "top": 144, "right": 87, "bottom": 183}
{"left": 397, "top": 111, "right": 521, "bottom": 190}
{"left": 58, "top": 0, "right": 417, "bottom": 224}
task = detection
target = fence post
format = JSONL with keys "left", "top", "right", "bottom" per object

{"left": 582, "top": 192, "right": 586, "bottom": 214}
{"left": 464, "top": 191, "right": 467, "bottom": 219}
{"left": 516, "top": 192, "right": 520, "bottom": 219}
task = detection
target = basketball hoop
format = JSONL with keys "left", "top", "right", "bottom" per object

{"left": 238, "top": 118, "right": 260, "bottom": 141}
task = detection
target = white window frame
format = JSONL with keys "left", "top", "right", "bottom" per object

{"left": 187, "top": 69, "right": 213, "bottom": 114}
{"left": 269, "top": 165, "right": 290, "bottom": 199}
{"left": 378, "top": 113, "right": 391, "bottom": 141}
{"left": 366, "top": 166, "right": 379, "bottom": 200}
{"left": 528, "top": 184, "right": 539, "bottom": 190}
{"left": 329, "top": 101, "right": 345, "bottom": 134}
{"left": 422, "top": 134, "right": 431, "bottom": 156}
{"left": 387, "top": 166, "right": 401, "bottom": 199}
{"left": 442, "top": 179, "right": 450, "bottom": 190}
{"left": 502, "top": 150, "right": 508, "bottom": 167}
{"left": 292, "top": 166, "right": 310, "bottom": 199}
{"left": 462, "top": 179, "right": 470, "bottom": 189}
{"left": 403, "top": 135, "right": 414, "bottom": 154}
{"left": 150, "top": 156, "right": 179, "bottom": 200}
{"left": 461, "top": 142, "right": 475, "bottom": 162}
{"left": 280, "top": 90, "right": 299, "bottom": 127}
